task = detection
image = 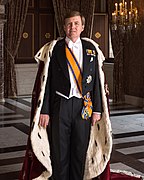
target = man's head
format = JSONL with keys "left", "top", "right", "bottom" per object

{"left": 64, "top": 11, "right": 85, "bottom": 42}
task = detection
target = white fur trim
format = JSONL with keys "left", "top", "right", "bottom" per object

{"left": 33, "top": 171, "right": 51, "bottom": 180}
{"left": 31, "top": 40, "right": 57, "bottom": 179}
{"left": 111, "top": 169, "right": 144, "bottom": 179}
{"left": 83, "top": 38, "right": 112, "bottom": 179}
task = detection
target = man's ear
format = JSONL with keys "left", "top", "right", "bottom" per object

{"left": 63, "top": 25, "right": 66, "bottom": 32}
{"left": 82, "top": 25, "right": 84, "bottom": 31}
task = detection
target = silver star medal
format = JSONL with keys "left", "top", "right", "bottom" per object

{"left": 90, "top": 57, "right": 93, "bottom": 62}
{"left": 86, "top": 75, "right": 92, "bottom": 84}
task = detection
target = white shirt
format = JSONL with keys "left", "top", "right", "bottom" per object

{"left": 65, "top": 37, "right": 83, "bottom": 99}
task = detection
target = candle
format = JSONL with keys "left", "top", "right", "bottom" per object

{"left": 119, "top": 3, "right": 122, "bottom": 14}
{"left": 130, "top": 1, "right": 133, "bottom": 11}
{"left": 115, "top": 3, "right": 118, "bottom": 15}
{"left": 121, "top": 12, "right": 124, "bottom": 24}
{"left": 125, "top": 2, "right": 127, "bottom": 17}
{"left": 112, "top": 12, "right": 117, "bottom": 23}
{"left": 135, "top": 9, "right": 138, "bottom": 21}
{"left": 122, "top": 0, "right": 125, "bottom": 8}
{"left": 129, "top": 11, "right": 132, "bottom": 23}
{"left": 125, "top": 2, "right": 127, "bottom": 10}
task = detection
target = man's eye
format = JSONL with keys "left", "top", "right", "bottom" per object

{"left": 67, "top": 23, "right": 71, "bottom": 27}
{"left": 75, "top": 22, "right": 79, "bottom": 26}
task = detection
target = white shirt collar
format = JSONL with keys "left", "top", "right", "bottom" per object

{"left": 65, "top": 37, "right": 81, "bottom": 49}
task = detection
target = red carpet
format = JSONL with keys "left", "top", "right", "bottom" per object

{"left": 111, "top": 172, "right": 143, "bottom": 180}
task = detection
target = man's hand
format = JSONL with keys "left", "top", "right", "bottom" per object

{"left": 91, "top": 113, "right": 101, "bottom": 126}
{"left": 39, "top": 114, "right": 50, "bottom": 128}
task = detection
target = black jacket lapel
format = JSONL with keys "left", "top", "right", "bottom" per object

{"left": 82, "top": 40, "right": 91, "bottom": 82}
{"left": 56, "top": 39, "right": 69, "bottom": 80}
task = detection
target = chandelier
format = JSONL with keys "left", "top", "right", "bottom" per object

{"left": 111, "top": 0, "right": 140, "bottom": 34}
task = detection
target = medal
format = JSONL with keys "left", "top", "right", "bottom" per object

{"left": 86, "top": 75, "right": 92, "bottom": 84}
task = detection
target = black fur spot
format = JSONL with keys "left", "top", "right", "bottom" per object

{"left": 95, "top": 140, "right": 97, "bottom": 146}
{"left": 97, "top": 124, "right": 100, "bottom": 131}
{"left": 38, "top": 100, "right": 41, "bottom": 107}
{"left": 38, "top": 133, "right": 41, "bottom": 139}
{"left": 105, "top": 137, "right": 107, "bottom": 144}
{"left": 103, "top": 154, "right": 106, "bottom": 161}
{"left": 43, "top": 75, "right": 45, "bottom": 82}
{"left": 42, "top": 151, "right": 45, "bottom": 156}
{"left": 44, "top": 53, "right": 46, "bottom": 58}
{"left": 38, "top": 52, "right": 41, "bottom": 57}
{"left": 92, "top": 157, "right": 94, "bottom": 164}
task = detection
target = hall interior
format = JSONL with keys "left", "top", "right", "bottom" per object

{"left": 0, "top": 0, "right": 144, "bottom": 179}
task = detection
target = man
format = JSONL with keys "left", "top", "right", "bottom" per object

{"left": 39, "top": 11, "right": 102, "bottom": 180}
{"left": 19, "top": 11, "right": 112, "bottom": 180}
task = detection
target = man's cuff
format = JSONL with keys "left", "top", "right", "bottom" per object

{"left": 93, "top": 112, "right": 101, "bottom": 114}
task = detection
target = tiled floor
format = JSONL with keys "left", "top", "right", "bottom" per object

{"left": 0, "top": 97, "right": 144, "bottom": 180}
{"left": 110, "top": 106, "right": 144, "bottom": 177}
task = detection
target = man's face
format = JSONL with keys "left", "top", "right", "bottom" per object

{"left": 64, "top": 15, "right": 84, "bottom": 42}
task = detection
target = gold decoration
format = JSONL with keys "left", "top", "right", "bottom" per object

{"left": 95, "top": 32, "right": 101, "bottom": 39}
{"left": 23, "top": 32, "right": 29, "bottom": 39}
{"left": 112, "top": 0, "right": 140, "bottom": 33}
{"left": 45, "top": 33, "right": 51, "bottom": 39}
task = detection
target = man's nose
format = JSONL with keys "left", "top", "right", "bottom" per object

{"left": 70, "top": 22, "right": 75, "bottom": 28}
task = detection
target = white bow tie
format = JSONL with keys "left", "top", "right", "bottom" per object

{"left": 69, "top": 40, "right": 81, "bottom": 49}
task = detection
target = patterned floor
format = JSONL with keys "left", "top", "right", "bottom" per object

{"left": 0, "top": 97, "right": 144, "bottom": 180}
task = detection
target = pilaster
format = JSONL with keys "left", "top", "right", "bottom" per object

{"left": 0, "top": 2, "right": 7, "bottom": 102}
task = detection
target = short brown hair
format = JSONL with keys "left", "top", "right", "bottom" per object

{"left": 64, "top": 11, "right": 85, "bottom": 26}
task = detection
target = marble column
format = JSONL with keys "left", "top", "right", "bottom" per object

{"left": 0, "top": 4, "right": 6, "bottom": 102}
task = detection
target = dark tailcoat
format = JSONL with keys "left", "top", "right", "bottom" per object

{"left": 41, "top": 38, "right": 102, "bottom": 115}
